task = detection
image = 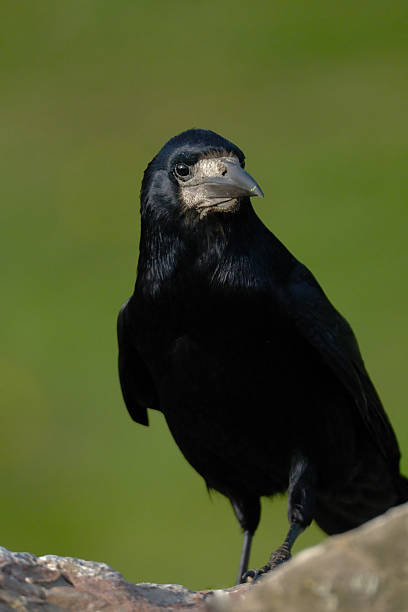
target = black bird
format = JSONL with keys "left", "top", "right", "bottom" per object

{"left": 118, "top": 129, "right": 407, "bottom": 584}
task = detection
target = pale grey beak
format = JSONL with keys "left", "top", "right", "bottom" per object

{"left": 203, "top": 161, "right": 264, "bottom": 199}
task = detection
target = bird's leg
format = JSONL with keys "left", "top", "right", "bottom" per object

{"left": 236, "top": 530, "right": 253, "bottom": 585}
{"left": 230, "top": 497, "right": 260, "bottom": 584}
{"left": 243, "top": 520, "right": 304, "bottom": 583}
{"left": 244, "top": 453, "right": 316, "bottom": 583}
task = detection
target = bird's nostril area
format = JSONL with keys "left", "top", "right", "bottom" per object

{"left": 218, "top": 161, "right": 228, "bottom": 176}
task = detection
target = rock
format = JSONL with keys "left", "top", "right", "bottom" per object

{"left": 209, "top": 503, "right": 408, "bottom": 612}
{"left": 1, "top": 503, "right": 408, "bottom": 611}
{"left": 0, "top": 547, "right": 214, "bottom": 611}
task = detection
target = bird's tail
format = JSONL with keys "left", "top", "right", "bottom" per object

{"left": 314, "top": 466, "right": 408, "bottom": 536}
{"left": 396, "top": 474, "right": 408, "bottom": 505}
{"left": 314, "top": 491, "right": 393, "bottom": 536}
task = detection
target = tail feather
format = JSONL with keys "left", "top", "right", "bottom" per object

{"left": 314, "top": 465, "right": 408, "bottom": 536}
{"left": 397, "top": 474, "right": 408, "bottom": 505}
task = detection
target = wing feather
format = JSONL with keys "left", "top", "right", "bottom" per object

{"left": 278, "top": 263, "right": 400, "bottom": 467}
{"left": 117, "top": 299, "right": 158, "bottom": 426}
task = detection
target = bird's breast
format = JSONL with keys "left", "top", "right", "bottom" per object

{"left": 133, "top": 287, "right": 359, "bottom": 496}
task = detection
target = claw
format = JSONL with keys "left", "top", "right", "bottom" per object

{"left": 241, "top": 545, "right": 292, "bottom": 583}
{"left": 242, "top": 565, "right": 269, "bottom": 583}
{"left": 241, "top": 569, "right": 256, "bottom": 583}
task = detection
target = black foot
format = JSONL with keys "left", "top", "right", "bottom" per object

{"left": 241, "top": 545, "right": 292, "bottom": 583}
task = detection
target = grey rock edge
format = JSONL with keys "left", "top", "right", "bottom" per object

{"left": 1, "top": 503, "right": 408, "bottom": 612}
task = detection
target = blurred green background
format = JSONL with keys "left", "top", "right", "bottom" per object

{"left": 1, "top": 0, "right": 407, "bottom": 591}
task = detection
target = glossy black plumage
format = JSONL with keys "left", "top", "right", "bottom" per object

{"left": 118, "top": 129, "right": 407, "bottom": 582}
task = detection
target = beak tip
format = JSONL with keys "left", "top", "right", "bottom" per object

{"left": 247, "top": 178, "right": 264, "bottom": 199}
{"left": 251, "top": 186, "right": 264, "bottom": 199}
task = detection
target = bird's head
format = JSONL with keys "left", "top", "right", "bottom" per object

{"left": 141, "top": 129, "right": 263, "bottom": 223}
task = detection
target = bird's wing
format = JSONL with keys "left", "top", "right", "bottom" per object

{"left": 117, "top": 299, "right": 158, "bottom": 426}
{"left": 278, "top": 262, "right": 400, "bottom": 467}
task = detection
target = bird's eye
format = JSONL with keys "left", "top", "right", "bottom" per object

{"left": 174, "top": 163, "right": 191, "bottom": 179}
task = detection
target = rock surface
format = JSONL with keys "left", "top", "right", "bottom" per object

{"left": 210, "top": 503, "right": 408, "bottom": 612}
{"left": 0, "top": 547, "right": 216, "bottom": 611}
{"left": 1, "top": 503, "right": 408, "bottom": 611}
